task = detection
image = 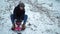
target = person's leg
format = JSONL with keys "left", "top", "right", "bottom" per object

{"left": 21, "top": 15, "right": 28, "bottom": 30}
{"left": 23, "top": 15, "right": 28, "bottom": 25}
{"left": 10, "top": 14, "right": 15, "bottom": 30}
{"left": 10, "top": 14, "right": 15, "bottom": 24}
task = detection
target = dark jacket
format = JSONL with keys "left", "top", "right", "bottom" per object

{"left": 13, "top": 5, "right": 25, "bottom": 20}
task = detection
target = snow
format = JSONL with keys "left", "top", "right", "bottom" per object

{"left": 0, "top": 0, "right": 60, "bottom": 34}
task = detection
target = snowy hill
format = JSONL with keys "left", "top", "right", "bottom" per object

{"left": 0, "top": 0, "right": 60, "bottom": 34}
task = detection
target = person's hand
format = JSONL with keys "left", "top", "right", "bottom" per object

{"left": 14, "top": 19, "right": 17, "bottom": 23}
{"left": 15, "top": 19, "right": 17, "bottom": 21}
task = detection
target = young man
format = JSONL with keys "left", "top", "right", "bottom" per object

{"left": 11, "top": 2, "right": 28, "bottom": 30}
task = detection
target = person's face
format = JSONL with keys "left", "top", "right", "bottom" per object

{"left": 20, "top": 7, "right": 24, "bottom": 10}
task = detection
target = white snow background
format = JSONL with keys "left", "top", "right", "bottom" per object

{"left": 0, "top": 0, "right": 60, "bottom": 34}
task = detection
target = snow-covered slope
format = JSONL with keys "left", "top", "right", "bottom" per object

{"left": 0, "top": 0, "right": 60, "bottom": 34}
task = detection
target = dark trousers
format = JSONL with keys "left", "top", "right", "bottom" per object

{"left": 10, "top": 14, "right": 28, "bottom": 25}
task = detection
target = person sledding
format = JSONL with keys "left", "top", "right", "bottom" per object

{"left": 10, "top": 2, "right": 28, "bottom": 31}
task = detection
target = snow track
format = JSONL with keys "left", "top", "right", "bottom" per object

{"left": 0, "top": 0, "right": 60, "bottom": 34}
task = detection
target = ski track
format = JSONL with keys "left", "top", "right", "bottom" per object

{"left": 0, "top": 0, "right": 60, "bottom": 34}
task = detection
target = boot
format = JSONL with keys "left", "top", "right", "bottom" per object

{"left": 11, "top": 24, "right": 15, "bottom": 30}
{"left": 21, "top": 24, "right": 26, "bottom": 30}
